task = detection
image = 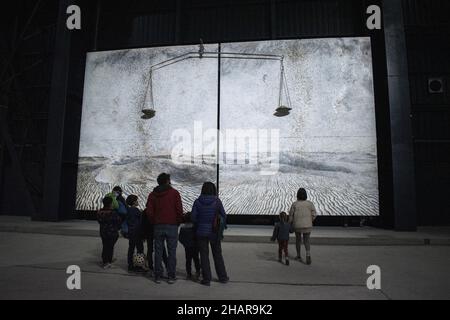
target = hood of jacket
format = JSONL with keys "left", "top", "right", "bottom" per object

{"left": 152, "top": 184, "right": 172, "bottom": 197}
{"left": 197, "top": 195, "right": 218, "bottom": 206}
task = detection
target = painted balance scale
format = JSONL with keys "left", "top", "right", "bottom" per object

{"left": 141, "top": 41, "right": 293, "bottom": 120}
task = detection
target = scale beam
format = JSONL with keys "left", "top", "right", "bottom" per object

{"left": 141, "top": 44, "right": 293, "bottom": 119}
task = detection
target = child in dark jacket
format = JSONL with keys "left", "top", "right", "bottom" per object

{"left": 97, "top": 197, "right": 122, "bottom": 269}
{"left": 126, "top": 195, "right": 145, "bottom": 272}
{"left": 271, "top": 212, "right": 291, "bottom": 266}
{"left": 179, "top": 212, "right": 201, "bottom": 280}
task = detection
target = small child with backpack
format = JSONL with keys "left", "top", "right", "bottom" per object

{"left": 271, "top": 212, "right": 291, "bottom": 266}
{"left": 97, "top": 197, "right": 122, "bottom": 269}
{"left": 179, "top": 212, "right": 201, "bottom": 280}
{"left": 105, "top": 186, "right": 128, "bottom": 238}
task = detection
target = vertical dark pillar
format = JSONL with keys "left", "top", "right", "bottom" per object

{"left": 270, "top": 0, "right": 277, "bottom": 40}
{"left": 93, "top": 0, "right": 101, "bottom": 51}
{"left": 174, "top": 0, "right": 182, "bottom": 44}
{"left": 0, "top": 109, "right": 4, "bottom": 198}
{"left": 216, "top": 43, "right": 221, "bottom": 195}
{"left": 0, "top": 106, "right": 36, "bottom": 217}
{"left": 382, "top": 0, "right": 417, "bottom": 231}
{"left": 39, "top": 0, "right": 72, "bottom": 221}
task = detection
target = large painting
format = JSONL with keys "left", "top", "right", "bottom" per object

{"left": 219, "top": 39, "right": 378, "bottom": 216}
{"left": 77, "top": 38, "right": 379, "bottom": 216}
{"left": 77, "top": 44, "right": 219, "bottom": 212}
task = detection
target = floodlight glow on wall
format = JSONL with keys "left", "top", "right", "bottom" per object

{"left": 141, "top": 42, "right": 293, "bottom": 119}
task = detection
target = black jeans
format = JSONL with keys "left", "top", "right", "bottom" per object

{"left": 128, "top": 235, "right": 144, "bottom": 267}
{"left": 101, "top": 235, "right": 118, "bottom": 264}
{"left": 146, "top": 235, "right": 168, "bottom": 271}
{"left": 198, "top": 237, "right": 228, "bottom": 282}
{"left": 185, "top": 246, "right": 201, "bottom": 276}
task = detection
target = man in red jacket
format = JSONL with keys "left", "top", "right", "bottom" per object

{"left": 146, "top": 173, "right": 183, "bottom": 284}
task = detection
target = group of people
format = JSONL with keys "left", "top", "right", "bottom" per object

{"left": 97, "top": 173, "right": 228, "bottom": 286}
{"left": 97, "top": 172, "right": 317, "bottom": 285}
{"left": 271, "top": 188, "right": 317, "bottom": 266}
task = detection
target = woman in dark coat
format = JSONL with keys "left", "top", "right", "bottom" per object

{"left": 191, "top": 182, "right": 229, "bottom": 286}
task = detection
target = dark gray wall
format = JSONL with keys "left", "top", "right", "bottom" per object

{"left": 1, "top": 0, "right": 448, "bottom": 227}
{"left": 402, "top": 0, "right": 450, "bottom": 226}
{"left": 383, "top": 0, "right": 417, "bottom": 231}
{"left": 0, "top": 1, "right": 58, "bottom": 216}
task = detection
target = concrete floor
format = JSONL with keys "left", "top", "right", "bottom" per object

{"left": 1, "top": 216, "right": 450, "bottom": 245}
{"left": 0, "top": 232, "right": 449, "bottom": 300}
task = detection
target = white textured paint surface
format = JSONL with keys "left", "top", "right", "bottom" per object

{"left": 219, "top": 39, "right": 378, "bottom": 216}
{"left": 80, "top": 44, "right": 218, "bottom": 158}
{"left": 221, "top": 39, "right": 376, "bottom": 154}
{"left": 77, "top": 38, "right": 379, "bottom": 216}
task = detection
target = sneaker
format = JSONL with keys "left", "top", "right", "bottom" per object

{"left": 134, "top": 267, "right": 146, "bottom": 273}
{"left": 167, "top": 277, "right": 177, "bottom": 284}
{"left": 219, "top": 277, "right": 229, "bottom": 284}
{"left": 306, "top": 255, "right": 312, "bottom": 265}
{"left": 102, "top": 263, "right": 112, "bottom": 269}
{"left": 286, "top": 259, "right": 290, "bottom": 266}
{"left": 154, "top": 277, "right": 161, "bottom": 284}
{"left": 200, "top": 280, "right": 211, "bottom": 286}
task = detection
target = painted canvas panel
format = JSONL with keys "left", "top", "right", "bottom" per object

{"left": 219, "top": 38, "right": 378, "bottom": 216}
{"left": 77, "top": 44, "right": 218, "bottom": 212}
{"left": 77, "top": 38, "right": 378, "bottom": 216}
